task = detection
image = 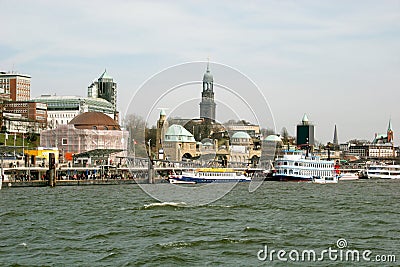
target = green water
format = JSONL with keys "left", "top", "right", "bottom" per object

{"left": 0, "top": 180, "right": 399, "bottom": 266}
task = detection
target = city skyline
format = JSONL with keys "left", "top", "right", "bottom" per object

{"left": 1, "top": 0, "right": 399, "bottom": 144}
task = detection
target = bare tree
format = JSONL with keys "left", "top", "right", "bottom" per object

{"left": 123, "top": 114, "right": 148, "bottom": 157}
{"left": 281, "top": 127, "right": 289, "bottom": 145}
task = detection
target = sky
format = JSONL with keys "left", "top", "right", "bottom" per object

{"left": 1, "top": 0, "right": 399, "bottom": 144}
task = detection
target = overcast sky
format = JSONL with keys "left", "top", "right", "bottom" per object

{"left": 1, "top": 0, "right": 399, "bottom": 144}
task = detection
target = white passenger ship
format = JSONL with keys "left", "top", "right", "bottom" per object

{"left": 366, "top": 164, "right": 400, "bottom": 179}
{"left": 272, "top": 150, "right": 335, "bottom": 182}
{"left": 168, "top": 168, "right": 251, "bottom": 184}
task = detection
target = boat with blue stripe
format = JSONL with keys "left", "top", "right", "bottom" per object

{"left": 168, "top": 168, "right": 251, "bottom": 184}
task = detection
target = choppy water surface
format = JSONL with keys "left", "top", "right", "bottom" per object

{"left": 0, "top": 180, "right": 399, "bottom": 266}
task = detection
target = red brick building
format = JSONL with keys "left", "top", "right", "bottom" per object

{"left": 0, "top": 71, "right": 31, "bottom": 101}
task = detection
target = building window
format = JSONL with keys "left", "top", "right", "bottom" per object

{"left": 62, "top": 138, "right": 68, "bottom": 145}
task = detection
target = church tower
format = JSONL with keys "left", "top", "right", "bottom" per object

{"left": 156, "top": 109, "right": 168, "bottom": 158}
{"left": 333, "top": 124, "right": 339, "bottom": 150}
{"left": 199, "top": 62, "right": 216, "bottom": 121}
{"left": 387, "top": 119, "right": 393, "bottom": 143}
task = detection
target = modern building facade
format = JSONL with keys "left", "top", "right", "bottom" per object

{"left": 88, "top": 69, "right": 117, "bottom": 113}
{"left": 296, "top": 114, "right": 314, "bottom": 147}
{"left": 31, "top": 95, "right": 115, "bottom": 129}
{"left": 199, "top": 63, "right": 216, "bottom": 121}
{"left": 3, "top": 101, "right": 47, "bottom": 123}
{"left": 0, "top": 71, "right": 31, "bottom": 101}
{"left": 2, "top": 101, "right": 47, "bottom": 133}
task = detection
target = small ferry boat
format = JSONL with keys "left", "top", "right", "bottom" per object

{"left": 312, "top": 175, "right": 338, "bottom": 184}
{"left": 168, "top": 168, "right": 251, "bottom": 184}
{"left": 272, "top": 150, "right": 335, "bottom": 182}
{"left": 366, "top": 164, "right": 400, "bottom": 179}
{"left": 338, "top": 172, "right": 359, "bottom": 181}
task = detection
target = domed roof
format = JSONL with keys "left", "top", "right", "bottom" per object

{"left": 264, "top": 135, "right": 282, "bottom": 142}
{"left": 69, "top": 112, "right": 120, "bottom": 130}
{"left": 164, "top": 124, "right": 196, "bottom": 142}
{"left": 203, "top": 142, "right": 214, "bottom": 147}
{"left": 232, "top": 131, "right": 251, "bottom": 139}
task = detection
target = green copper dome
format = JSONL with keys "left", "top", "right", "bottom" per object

{"left": 264, "top": 135, "right": 282, "bottom": 142}
{"left": 165, "top": 124, "right": 196, "bottom": 142}
{"left": 203, "top": 62, "right": 213, "bottom": 83}
{"left": 232, "top": 131, "right": 251, "bottom": 139}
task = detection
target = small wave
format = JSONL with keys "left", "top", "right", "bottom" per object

{"left": 17, "top": 242, "right": 28, "bottom": 248}
{"left": 143, "top": 202, "right": 187, "bottom": 209}
{"left": 157, "top": 237, "right": 253, "bottom": 249}
{"left": 158, "top": 241, "right": 193, "bottom": 249}
{"left": 243, "top": 226, "right": 263, "bottom": 233}
{"left": 97, "top": 252, "right": 120, "bottom": 261}
{"left": 206, "top": 203, "right": 252, "bottom": 209}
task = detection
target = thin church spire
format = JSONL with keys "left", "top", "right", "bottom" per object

{"left": 333, "top": 124, "right": 338, "bottom": 146}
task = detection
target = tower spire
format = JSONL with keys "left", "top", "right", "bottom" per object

{"left": 388, "top": 118, "right": 392, "bottom": 131}
{"left": 333, "top": 124, "right": 338, "bottom": 146}
{"left": 387, "top": 118, "right": 393, "bottom": 143}
{"left": 200, "top": 60, "right": 216, "bottom": 121}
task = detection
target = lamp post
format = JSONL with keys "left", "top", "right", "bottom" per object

{"left": 147, "top": 139, "right": 154, "bottom": 184}
{"left": 133, "top": 139, "right": 136, "bottom": 162}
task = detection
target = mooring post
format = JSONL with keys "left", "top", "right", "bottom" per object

{"left": 49, "top": 153, "right": 56, "bottom": 187}
{"left": 147, "top": 139, "right": 155, "bottom": 184}
{"left": 148, "top": 158, "right": 155, "bottom": 184}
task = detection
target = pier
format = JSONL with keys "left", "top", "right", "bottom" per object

{"left": 1, "top": 155, "right": 267, "bottom": 188}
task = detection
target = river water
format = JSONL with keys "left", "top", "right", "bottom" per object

{"left": 0, "top": 180, "right": 399, "bottom": 266}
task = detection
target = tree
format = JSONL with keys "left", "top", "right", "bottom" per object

{"left": 261, "top": 128, "right": 275, "bottom": 137}
{"left": 281, "top": 127, "right": 289, "bottom": 145}
{"left": 123, "top": 114, "right": 148, "bottom": 157}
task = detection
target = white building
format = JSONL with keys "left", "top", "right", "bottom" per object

{"left": 31, "top": 95, "right": 115, "bottom": 129}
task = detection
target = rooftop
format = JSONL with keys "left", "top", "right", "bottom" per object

{"left": 165, "top": 124, "right": 196, "bottom": 143}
